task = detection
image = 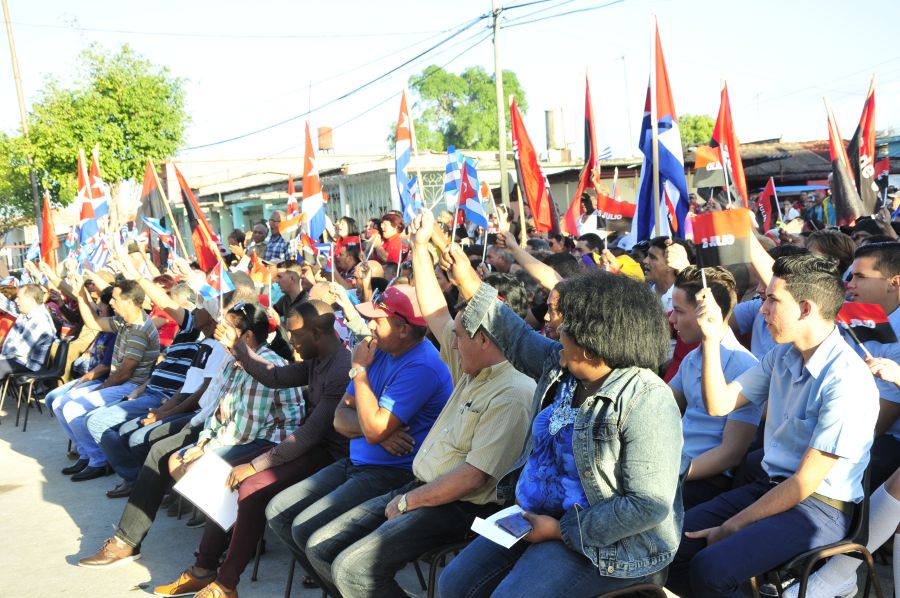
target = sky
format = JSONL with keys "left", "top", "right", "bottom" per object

{"left": 2, "top": 0, "right": 899, "bottom": 180}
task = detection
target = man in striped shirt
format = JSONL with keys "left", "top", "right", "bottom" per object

{"left": 53, "top": 278, "right": 160, "bottom": 482}
{"left": 85, "top": 282, "right": 200, "bottom": 496}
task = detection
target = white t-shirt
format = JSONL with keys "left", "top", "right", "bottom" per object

{"left": 189, "top": 339, "right": 233, "bottom": 427}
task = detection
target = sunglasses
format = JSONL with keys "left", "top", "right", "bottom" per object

{"left": 371, "top": 289, "right": 410, "bottom": 325}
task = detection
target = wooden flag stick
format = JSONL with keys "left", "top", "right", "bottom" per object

{"left": 149, "top": 158, "right": 190, "bottom": 259}
{"left": 649, "top": 18, "right": 662, "bottom": 239}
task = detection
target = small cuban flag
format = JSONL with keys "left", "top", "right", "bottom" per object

{"left": 201, "top": 261, "right": 236, "bottom": 300}
{"left": 312, "top": 243, "right": 333, "bottom": 272}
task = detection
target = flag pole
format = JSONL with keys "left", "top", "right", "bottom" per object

{"left": 771, "top": 178, "right": 783, "bottom": 222}
{"left": 510, "top": 94, "right": 528, "bottom": 247}
{"left": 405, "top": 87, "right": 426, "bottom": 206}
{"left": 650, "top": 18, "right": 662, "bottom": 238}
{"left": 331, "top": 242, "right": 335, "bottom": 283}
{"left": 149, "top": 159, "right": 190, "bottom": 258}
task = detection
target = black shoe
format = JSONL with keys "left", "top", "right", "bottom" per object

{"left": 62, "top": 459, "right": 89, "bottom": 475}
{"left": 185, "top": 512, "right": 207, "bottom": 528}
{"left": 71, "top": 465, "right": 111, "bottom": 482}
{"left": 106, "top": 482, "right": 134, "bottom": 498}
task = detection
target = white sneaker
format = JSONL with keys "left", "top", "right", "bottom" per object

{"left": 782, "top": 573, "right": 857, "bottom": 598}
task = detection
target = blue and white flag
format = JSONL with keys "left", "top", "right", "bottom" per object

{"left": 24, "top": 238, "right": 40, "bottom": 262}
{"left": 395, "top": 90, "right": 423, "bottom": 223}
{"left": 443, "top": 146, "right": 463, "bottom": 211}
{"left": 460, "top": 158, "right": 489, "bottom": 230}
{"left": 141, "top": 217, "right": 176, "bottom": 249}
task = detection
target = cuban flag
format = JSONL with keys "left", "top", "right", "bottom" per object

{"left": 88, "top": 236, "right": 110, "bottom": 270}
{"left": 200, "top": 261, "right": 235, "bottom": 300}
{"left": 141, "top": 217, "right": 176, "bottom": 250}
{"left": 299, "top": 121, "right": 327, "bottom": 241}
{"left": 395, "top": 90, "right": 423, "bottom": 223}
{"left": 458, "top": 157, "right": 489, "bottom": 230}
{"left": 632, "top": 21, "right": 689, "bottom": 241}
{"left": 443, "top": 146, "right": 463, "bottom": 211}
{"left": 24, "top": 238, "right": 40, "bottom": 262}
{"left": 65, "top": 226, "right": 78, "bottom": 251}
{"left": 89, "top": 152, "right": 110, "bottom": 219}
{"left": 312, "top": 243, "right": 334, "bottom": 272}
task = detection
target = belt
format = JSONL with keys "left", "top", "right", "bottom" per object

{"left": 768, "top": 478, "right": 854, "bottom": 514}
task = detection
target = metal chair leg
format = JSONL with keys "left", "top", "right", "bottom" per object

{"left": 283, "top": 558, "right": 295, "bottom": 598}
{"left": 22, "top": 381, "right": 35, "bottom": 432}
{"left": 14, "top": 384, "right": 24, "bottom": 427}
{"left": 251, "top": 534, "right": 263, "bottom": 581}
{"left": 0, "top": 378, "right": 9, "bottom": 421}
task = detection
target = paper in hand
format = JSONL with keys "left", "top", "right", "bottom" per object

{"left": 173, "top": 452, "right": 238, "bottom": 531}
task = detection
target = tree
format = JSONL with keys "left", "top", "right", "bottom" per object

{"left": 387, "top": 65, "right": 528, "bottom": 151}
{"left": 678, "top": 113, "right": 716, "bottom": 148}
{"left": 0, "top": 44, "right": 189, "bottom": 229}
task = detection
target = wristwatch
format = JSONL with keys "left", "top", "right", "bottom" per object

{"left": 398, "top": 493, "right": 408, "bottom": 514}
{"left": 348, "top": 366, "right": 367, "bottom": 379}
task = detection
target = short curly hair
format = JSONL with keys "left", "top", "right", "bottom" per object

{"left": 555, "top": 270, "right": 669, "bottom": 370}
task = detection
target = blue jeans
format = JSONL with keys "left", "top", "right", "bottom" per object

{"left": 45, "top": 379, "right": 103, "bottom": 411}
{"left": 52, "top": 381, "right": 137, "bottom": 467}
{"left": 666, "top": 480, "right": 850, "bottom": 598}
{"left": 265, "top": 458, "right": 413, "bottom": 594}
{"left": 439, "top": 536, "right": 667, "bottom": 598}
{"left": 84, "top": 389, "right": 169, "bottom": 483}
{"left": 306, "top": 480, "right": 495, "bottom": 598}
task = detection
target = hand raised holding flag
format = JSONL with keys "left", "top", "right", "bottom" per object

{"left": 694, "top": 287, "right": 726, "bottom": 343}
{"left": 409, "top": 209, "right": 436, "bottom": 247}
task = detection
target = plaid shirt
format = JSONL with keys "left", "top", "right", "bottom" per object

{"left": 265, "top": 233, "right": 288, "bottom": 262}
{"left": 199, "top": 345, "right": 304, "bottom": 448}
{"left": 0, "top": 298, "right": 56, "bottom": 371}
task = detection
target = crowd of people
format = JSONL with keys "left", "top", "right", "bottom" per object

{"left": 1, "top": 186, "right": 898, "bottom": 598}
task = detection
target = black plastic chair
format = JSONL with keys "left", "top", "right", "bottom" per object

{"left": 417, "top": 536, "right": 474, "bottom": 598}
{"left": 12, "top": 339, "right": 69, "bottom": 432}
{"left": 750, "top": 467, "right": 884, "bottom": 598}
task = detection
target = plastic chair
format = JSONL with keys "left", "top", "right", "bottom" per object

{"left": 11, "top": 339, "right": 68, "bottom": 432}
{"left": 417, "top": 537, "right": 475, "bottom": 598}
{"left": 750, "top": 467, "right": 884, "bottom": 598}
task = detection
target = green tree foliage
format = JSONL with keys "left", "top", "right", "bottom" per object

{"left": 0, "top": 44, "right": 188, "bottom": 229}
{"left": 387, "top": 65, "right": 528, "bottom": 151}
{"left": 678, "top": 113, "right": 716, "bottom": 148}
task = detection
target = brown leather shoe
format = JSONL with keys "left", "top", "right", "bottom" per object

{"left": 153, "top": 569, "right": 216, "bottom": 597}
{"left": 193, "top": 581, "right": 238, "bottom": 598}
{"left": 77, "top": 536, "right": 140, "bottom": 568}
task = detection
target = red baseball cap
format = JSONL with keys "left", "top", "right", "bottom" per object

{"left": 355, "top": 284, "right": 426, "bottom": 327}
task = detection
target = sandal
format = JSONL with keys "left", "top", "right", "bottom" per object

{"left": 194, "top": 581, "right": 237, "bottom": 598}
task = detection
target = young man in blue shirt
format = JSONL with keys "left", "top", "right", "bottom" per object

{"left": 264, "top": 284, "right": 452, "bottom": 595}
{"left": 667, "top": 254, "right": 880, "bottom": 598}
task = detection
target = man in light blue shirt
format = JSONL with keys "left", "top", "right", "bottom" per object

{"left": 844, "top": 241, "right": 900, "bottom": 490}
{"left": 667, "top": 253, "right": 879, "bottom": 598}
{"left": 668, "top": 266, "right": 761, "bottom": 510}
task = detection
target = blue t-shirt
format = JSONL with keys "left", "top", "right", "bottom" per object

{"left": 733, "top": 298, "right": 777, "bottom": 360}
{"left": 348, "top": 340, "right": 452, "bottom": 469}
{"left": 671, "top": 329, "right": 762, "bottom": 473}
{"left": 516, "top": 375, "right": 589, "bottom": 517}
{"left": 88, "top": 331, "right": 117, "bottom": 371}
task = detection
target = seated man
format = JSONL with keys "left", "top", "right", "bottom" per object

{"left": 153, "top": 301, "right": 351, "bottom": 598}
{"left": 0, "top": 282, "right": 56, "bottom": 380}
{"left": 303, "top": 210, "right": 537, "bottom": 597}
{"left": 265, "top": 284, "right": 452, "bottom": 593}
{"left": 85, "top": 281, "right": 200, "bottom": 497}
{"left": 54, "top": 278, "right": 160, "bottom": 481}
{"left": 666, "top": 254, "right": 880, "bottom": 597}
{"left": 273, "top": 262, "right": 308, "bottom": 319}
{"left": 668, "top": 266, "right": 761, "bottom": 510}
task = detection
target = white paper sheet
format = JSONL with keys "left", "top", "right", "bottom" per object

{"left": 173, "top": 452, "right": 238, "bottom": 531}
{"left": 470, "top": 505, "right": 527, "bottom": 549}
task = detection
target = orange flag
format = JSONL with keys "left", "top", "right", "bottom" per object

{"left": 41, "top": 191, "right": 59, "bottom": 269}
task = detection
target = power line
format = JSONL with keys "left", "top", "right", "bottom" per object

{"left": 502, "top": 0, "right": 626, "bottom": 29}
{"left": 10, "top": 20, "right": 448, "bottom": 40}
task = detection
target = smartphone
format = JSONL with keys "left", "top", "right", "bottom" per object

{"left": 495, "top": 512, "right": 532, "bottom": 539}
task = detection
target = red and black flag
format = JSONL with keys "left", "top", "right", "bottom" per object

{"left": 825, "top": 99, "right": 866, "bottom": 226}
{"left": 595, "top": 192, "right": 636, "bottom": 221}
{"left": 875, "top": 157, "right": 891, "bottom": 203}
{"left": 173, "top": 164, "right": 221, "bottom": 272}
{"left": 562, "top": 75, "right": 598, "bottom": 236}
{"left": 136, "top": 159, "right": 169, "bottom": 264}
{"left": 756, "top": 177, "right": 780, "bottom": 231}
{"left": 690, "top": 208, "right": 753, "bottom": 267}
{"left": 510, "top": 98, "right": 558, "bottom": 234}
{"left": 710, "top": 82, "right": 748, "bottom": 207}
{"left": 837, "top": 302, "right": 897, "bottom": 344}
{"left": 846, "top": 76, "right": 879, "bottom": 215}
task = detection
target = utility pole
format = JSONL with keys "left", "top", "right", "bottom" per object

{"left": 2, "top": 0, "right": 42, "bottom": 230}
{"left": 492, "top": 0, "right": 510, "bottom": 207}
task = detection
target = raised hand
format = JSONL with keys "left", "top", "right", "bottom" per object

{"left": 409, "top": 210, "right": 435, "bottom": 247}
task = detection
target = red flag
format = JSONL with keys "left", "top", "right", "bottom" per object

{"left": 825, "top": 100, "right": 865, "bottom": 226}
{"left": 846, "top": 75, "right": 878, "bottom": 215}
{"left": 249, "top": 251, "right": 271, "bottom": 286}
{"left": 562, "top": 76, "right": 598, "bottom": 236}
{"left": 174, "top": 164, "right": 220, "bottom": 271}
{"left": 510, "top": 98, "right": 558, "bottom": 233}
{"left": 595, "top": 193, "right": 636, "bottom": 220}
{"left": 711, "top": 82, "right": 748, "bottom": 207}
{"left": 691, "top": 208, "right": 754, "bottom": 267}
{"left": 756, "top": 177, "right": 779, "bottom": 231}
{"left": 837, "top": 302, "right": 897, "bottom": 344}
{"left": 40, "top": 191, "right": 59, "bottom": 269}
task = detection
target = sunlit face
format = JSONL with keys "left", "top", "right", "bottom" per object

{"left": 669, "top": 287, "right": 701, "bottom": 344}
{"left": 109, "top": 287, "right": 134, "bottom": 318}
{"left": 451, "top": 312, "right": 482, "bottom": 375}
{"left": 847, "top": 256, "right": 893, "bottom": 305}
{"left": 367, "top": 316, "right": 403, "bottom": 351}
{"left": 252, "top": 226, "right": 267, "bottom": 244}
{"left": 381, "top": 220, "right": 398, "bottom": 238}
{"left": 337, "top": 220, "right": 350, "bottom": 237}
{"left": 276, "top": 270, "right": 296, "bottom": 292}
{"left": 643, "top": 246, "right": 669, "bottom": 284}
{"left": 268, "top": 214, "right": 282, "bottom": 234}
{"left": 760, "top": 277, "right": 802, "bottom": 343}
{"left": 14, "top": 288, "right": 37, "bottom": 314}
{"left": 544, "top": 288, "right": 562, "bottom": 339}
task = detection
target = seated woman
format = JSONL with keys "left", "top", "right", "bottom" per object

{"left": 437, "top": 243, "right": 684, "bottom": 598}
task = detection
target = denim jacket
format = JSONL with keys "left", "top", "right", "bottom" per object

{"left": 463, "top": 282, "right": 684, "bottom": 578}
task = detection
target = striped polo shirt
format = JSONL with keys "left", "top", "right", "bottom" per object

{"left": 145, "top": 310, "right": 200, "bottom": 398}
{"left": 109, "top": 314, "right": 160, "bottom": 385}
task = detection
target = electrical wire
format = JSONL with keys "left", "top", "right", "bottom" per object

{"left": 502, "top": 0, "right": 626, "bottom": 29}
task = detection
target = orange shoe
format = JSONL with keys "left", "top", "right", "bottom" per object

{"left": 194, "top": 581, "right": 238, "bottom": 598}
{"left": 153, "top": 569, "right": 216, "bottom": 597}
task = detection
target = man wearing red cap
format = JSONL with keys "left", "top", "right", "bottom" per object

{"left": 265, "top": 283, "right": 453, "bottom": 592}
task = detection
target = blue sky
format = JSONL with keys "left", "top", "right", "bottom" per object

{"left": 2, "top": 0, "right": 899, "bottom": 167}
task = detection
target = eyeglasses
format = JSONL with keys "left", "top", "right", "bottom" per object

{"left": 371, "top": 289, "right": 410, "bottom": 325}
